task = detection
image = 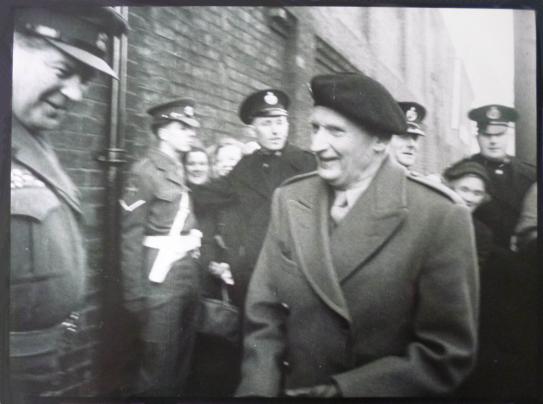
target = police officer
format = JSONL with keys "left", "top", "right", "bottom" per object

{"left": 461, "top": 104, "right": 537, "bottom": 398}
{"left": 119, "top": 99, "right": 202, "bottom": 396}
{"left": 466, "top": 104, "right": 536, "bottom": 249}
{"left": 10, "top": 7, "right": 127, "bottom": 402}
{"left": 389, "top": 102, "right": 426, "bottom": 171}
{"left": 190, "top": 89, "right": 316, "bottom": 309}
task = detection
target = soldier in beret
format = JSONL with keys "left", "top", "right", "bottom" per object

{"left": 389, "top": 101, "right": 427, "bottom": 171}
{"left": 458, "top": 105, "right": 538, "bottom": 398}
{"left": 236, "top": 73, "right": 478, "bottom": 397}
{"left": 119, "top": 99, "right": 203, "bottom": 396}
{"left": 10, "top": 7, "right": 127, "bottom": 401}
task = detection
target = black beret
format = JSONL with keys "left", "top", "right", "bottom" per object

{"left": 310, "top": 73, "right": 407, "bottom": 137}
{"left": 239, "top": 89, "right": 290, "bottom": 125}
{"left": 468, "top": 104, "right": 518, "bottom": 134}
{"left": 398, "top": 101, "right": 426, "bottom": 136}
{"left": 443, "top": 159, "right": 490, "bottom": 187}
{"left": 15, "top": 7, "right": 128, "bottom": 79}
{"left": 147, "top": 98, "right": 200, "bottom": 128}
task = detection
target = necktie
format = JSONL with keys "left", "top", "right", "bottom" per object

{"left": 330, "top": 190, "right": 349, "bottom": 225}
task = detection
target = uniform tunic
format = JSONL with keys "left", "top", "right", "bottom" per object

{"left": 237, "top": 157, "right": 479, "bottom": 397}
{"left": 120, "top": 147, "right": 200, "bottom": 396}
{"left": 10, "top": 119, "right": 86, "bottom": 396}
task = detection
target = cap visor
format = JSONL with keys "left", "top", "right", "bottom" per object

{"left": 46, "top": 39, "right": 118, "bottom": 79}
{"left": 483, "top": 123, "right": 508, "bottom": 135}
{"left": 176, "top": 117, "right": 200, "bottom": 128}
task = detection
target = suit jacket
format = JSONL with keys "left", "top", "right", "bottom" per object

{"left": 236, "top": 157, "right": 479, "bottom": 397}
{"left": 10, "top": 119, "right": 86, "bottom": 331}
{"left": 191, "top": 143, "right": 316, "bottom": 301}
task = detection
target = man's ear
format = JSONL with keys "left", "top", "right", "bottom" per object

{"left": 372, "top": 136, "right": 389, "bottom": 152}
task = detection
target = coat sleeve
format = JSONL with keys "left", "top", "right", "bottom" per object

{"left": 119, "top": 165, "right": 154, "bottom": 313}
{"left": 191, "top": 173, "right": 238, "bottom": 209}
{"left": 236, "top": 189, "right": 287, "bottom": 397}
{"left": 332, "top": 204, "right": 479, "bottom": 396}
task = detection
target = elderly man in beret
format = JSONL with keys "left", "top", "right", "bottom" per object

{"left": 10, "top": 7, "right": 127, "bottom": 401}
{"left": 236, "top": 72, "right": 479, "bottom": 398}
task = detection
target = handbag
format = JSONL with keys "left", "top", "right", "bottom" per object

{"left": 198, "top": 283, "right": 240, "bottom": 344}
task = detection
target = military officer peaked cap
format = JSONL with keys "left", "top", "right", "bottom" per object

{"left": 468, "top": 104, "right": 518, "bottom": 135}
{"left": 310, "top": 73, "right": 407, "bottom": 137}
{"left": 15, "top": 7, "right": 128, "bottom": 79}
{"left": 398, "top": 101, "right": 426, "bottom": 136}
{"left": 443, "top": 159, "right": 490, "bottom": 187}
{"left": 239, "top": 89, "right": 290, "bottom": 124}
{"left": 147, "top": 98, "right": 200, "bottom": 128}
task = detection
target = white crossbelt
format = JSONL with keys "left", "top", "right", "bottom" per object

{"left": 143, "top": 192, "right": 202, "bottom": 283}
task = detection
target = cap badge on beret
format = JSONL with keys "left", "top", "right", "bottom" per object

{"left": 486, "top": 106, "right": 501, "bottom": 120}
{"left": 184, "top": 105, "right": 194, "bottom": 117}
{"left": 264, "top": 91, "right": 278, "bottom": 105}
{"left": 406, "top": 107, "right": 418, "bottom": 122}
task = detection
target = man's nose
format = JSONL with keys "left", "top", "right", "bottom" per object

{"left": 60, "top": 76, "right": 87, "bottom": 102}
{"left": 310, "top": 129, "right": 327, "bottom": 153}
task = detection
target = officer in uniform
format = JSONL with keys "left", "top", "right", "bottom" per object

{"left": 236, "top": 73, "right": 478, "bottom": 397}
{"left": 190, "top": 89, "right": 316, "bottom": 309}
{"left": 388, "top": 102, "right": 426, "bottom": 172}
{"left": 461, "top": 104, "right": 537, "bottom": 398}
{"left": 119, "top": 99, "right": 202, "bottom": 396}
{"left": 10, "top": 7, "right": 127, "bottom": 402}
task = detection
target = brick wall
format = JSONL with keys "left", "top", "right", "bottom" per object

{"left": 37, "top": 5, "right": 476, "bottom": 396}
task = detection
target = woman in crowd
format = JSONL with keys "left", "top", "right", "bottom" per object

{"left": 184, "top": 145, "right": 243, "bottom": 397}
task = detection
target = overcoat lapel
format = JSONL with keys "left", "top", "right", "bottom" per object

{"left": 12, "top": 120, "right": 82, "bottom": 215}
{"left": 149, "top": 149, "right": 184, "bottom": 186}
{"left": 287, "top": 178, "right": 351, "bottom": 323}
{"left": 331, "top": 158, "right": 408, "bottom": 282}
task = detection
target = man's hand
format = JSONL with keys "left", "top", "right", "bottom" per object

{"left": 284, "top": 383, "right": 341, "bottom": 398}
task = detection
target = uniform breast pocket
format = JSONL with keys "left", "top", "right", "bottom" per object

{"left": 11, "top": 186, "right": 63, "bottom": 279}
{"left": 151, "top": 187, "right": 182, "bottom": 228}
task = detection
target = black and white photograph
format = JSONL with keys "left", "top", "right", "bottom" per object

{"left": 1, "top": 1, "right": 540, "bottom": 402}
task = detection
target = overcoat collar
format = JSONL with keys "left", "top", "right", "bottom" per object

{"left": 286, "top": 157, "right": 408, "bottom": 322}
{"left": 330, "top": 157, "right": 408, "bottom": 282}
{"left": 148, "top": 148, "right": 184, "bottom": 186}
{"left": 11, "top": 118, "right": 82, "bottom": 215}
{"left": 287, "top": 175, "right": 351, "bottom": 323}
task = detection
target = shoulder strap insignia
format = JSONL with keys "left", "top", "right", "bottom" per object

{"left": 11, "top": 166, "right": 46, "bottom": 189}
{"left": 408, "top": 173, "right": 464, "bottom": 204}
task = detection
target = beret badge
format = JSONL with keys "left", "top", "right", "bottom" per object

{"left": 264, "top": 91, "right": 278, "bottom": 105}
{"left": 184, "top": 105, "right": 194, "bottom": 117}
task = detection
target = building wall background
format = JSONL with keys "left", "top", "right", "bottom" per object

{"left": 44, "top": 6, "right": 478, "bottom": 395}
